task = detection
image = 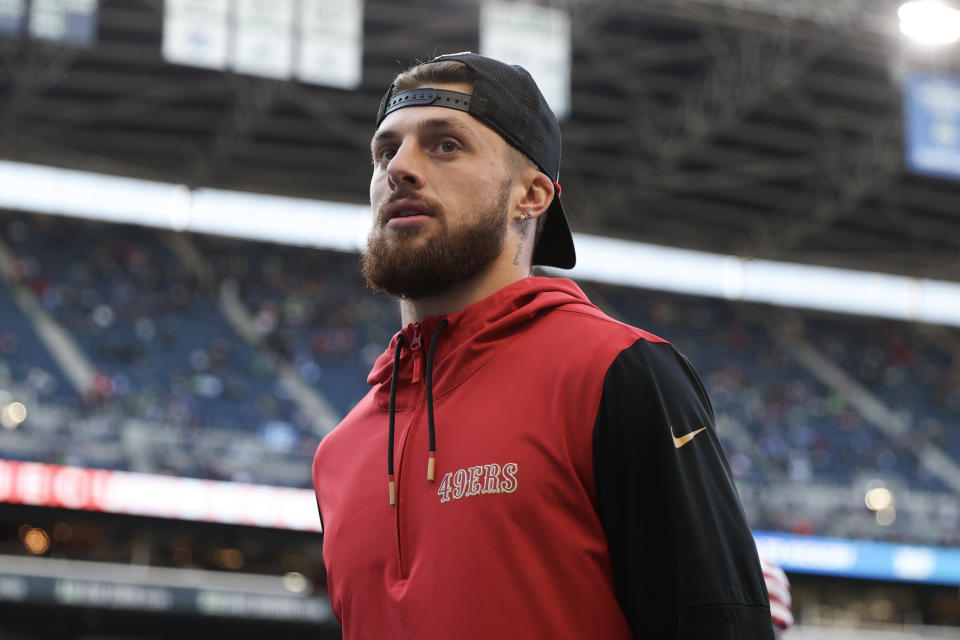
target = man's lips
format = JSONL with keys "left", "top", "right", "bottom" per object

{"left": 382, "top": 199, "right": 435, "bottom": 229}
{"left": 385, "top": 199, "right": 434, "bottom": 221}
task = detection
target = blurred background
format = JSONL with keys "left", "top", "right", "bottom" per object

{"left": 1, "top": 0, "right": 960, "bottom": 637}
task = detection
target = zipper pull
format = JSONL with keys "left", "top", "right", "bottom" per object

{"left": 410, "top": 324, "right": 423, "bottom": 384}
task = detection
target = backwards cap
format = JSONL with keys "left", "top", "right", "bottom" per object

{"left": 375, "top": 52, "right": 575, "bottom": 270}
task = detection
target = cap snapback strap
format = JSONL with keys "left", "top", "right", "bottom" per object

{"left": 382, "top": 88, "right": 473, "bottom": 119}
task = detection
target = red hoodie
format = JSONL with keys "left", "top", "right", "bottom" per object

{"left": 313, "top": 277, "right": 772, "bottom": 639}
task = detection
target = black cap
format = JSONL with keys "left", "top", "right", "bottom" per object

{"left": 375, "top": 52, "right": 576, "bottom": 269}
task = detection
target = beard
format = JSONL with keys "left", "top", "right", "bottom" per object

{"left": 361, "top": 183, "right": 510, "bottom": 300}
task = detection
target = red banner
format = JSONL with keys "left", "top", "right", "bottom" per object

{"left": 0, "top": 459, "right": 321, "bottom": 532}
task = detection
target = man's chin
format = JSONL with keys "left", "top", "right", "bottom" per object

{"left": 375, "top": 222, "right": 436, "bottom": 245}
{"left": 363, "top": 187, "right": 508, "bottom": 300}
{"left": 384, "top": 226, "right": 430, "bottom": 241}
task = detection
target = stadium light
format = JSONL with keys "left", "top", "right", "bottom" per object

{"left": 0, "top": 402, "right": 27, "bottom": 430}
{"left": 876, "top": 507, "right": 897, "bottom": 526}
{"left": 283, "top": 571, "right": 310, "bottom": 593}
{"left": 864, "top": 487, "right": 894, "bottom": 511}
{"left": 899, "top": 1, "right": 960, "bottom": 44}
{"left": 23, "top": 527, "right": 50, "bottom": 555}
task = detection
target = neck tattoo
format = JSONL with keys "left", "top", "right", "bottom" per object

{"left": 512, "top": 223, "right": 530, "bottom": 266}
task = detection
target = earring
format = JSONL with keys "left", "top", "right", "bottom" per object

{"left": 520, "top": 210, "right": 533, "bottom": 222}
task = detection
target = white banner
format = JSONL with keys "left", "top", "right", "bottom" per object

{"left": 28, "top": 0, "right": 98, "bottom": 46}
{"left": 163, "top": 0, "right": 230, "bottom": 71}
{"left": 233, "top": 0, "right": 295, "bottom": 80}
{"left": 480, "top": 1, "right": 571, "bottom": 119}
{"left": 0, "top": 0, "right": 26, "bottom": 36}
{"left": 297, "top": 0, "right": 363, "bottom": 89}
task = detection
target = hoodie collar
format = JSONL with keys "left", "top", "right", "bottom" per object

{"left": 368, "top": 276, "right": 594, "bottom": 408}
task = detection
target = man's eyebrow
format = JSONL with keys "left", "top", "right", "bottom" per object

{"left": 370, "top": 117, "right": 474, "bottom": 150}
{"left": 418, "top": 117, "right": 473, "bottom": 135}
{"left": 370, "top": 129, "right": 398, "bottom": 152}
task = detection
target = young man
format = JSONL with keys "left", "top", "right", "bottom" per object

{"left": 312, "top": 52, "right": 774, "bottom": 639}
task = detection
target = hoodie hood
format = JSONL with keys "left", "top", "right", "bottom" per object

{"left": 368, "top": 277, "right": 596, "bottom": 410}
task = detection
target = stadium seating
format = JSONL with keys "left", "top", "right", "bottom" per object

{"left": 0, "top": 273, "right": 76, "bottom": 407}
{"left": 803, "top": 313, "right": 960, "bottom": 464}
{"left": 0, "top": 212, "right": 957, "bottom": 545}
{"left": 194, "top": 234, "right": 400, "bottom": 416}
{"left": 2, "top": 213, "right": 304, "bottom": 427}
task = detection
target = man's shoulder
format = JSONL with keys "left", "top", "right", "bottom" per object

{"left": 513, "top": 301, "right": 674, "bottom": 383}
{"left": 314, "top": 391, "right": 378, "bottom": 466}
{"left": 538, "top": 299, "right": 670, "bottom": 351}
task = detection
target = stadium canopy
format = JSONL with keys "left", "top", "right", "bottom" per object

{"left": 0, "top": 0, "right": 959, "bottom": 287}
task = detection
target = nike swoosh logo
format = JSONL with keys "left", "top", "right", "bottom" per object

{"left": 672, "top": 427, "right": 707, "bottom": 449}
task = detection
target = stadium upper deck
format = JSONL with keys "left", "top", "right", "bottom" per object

{"left": 1, "top": 0, "right": 959, "bottom": 282}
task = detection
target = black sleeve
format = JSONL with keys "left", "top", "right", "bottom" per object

{"left": 593, "top": 338, "right": 774, "bottom": 639}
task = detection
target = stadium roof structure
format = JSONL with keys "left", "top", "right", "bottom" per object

{"left": 1, "top": 0, "right": 959, "bottom": 282}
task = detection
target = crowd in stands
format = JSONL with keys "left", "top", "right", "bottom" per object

{"left": 0, "top": 275, "right": 72, "bottom": 406}
{"left": 195, "top": 234, "right": 400, "bottom": 416}
{"left": 0, "top": 214, "right": 308, "bottom": 482}
{"left": 0, "top": 212, "right": 958, "bottom": 546}
{"left": 803, "top": 314, "right": 960, "bottom": 463}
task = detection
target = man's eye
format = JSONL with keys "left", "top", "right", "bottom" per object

{"left": 438, "top": 141, "right": 459, "bottom": 153}
{"left": 376, "top": 148, "right": 396, "bottom": 163}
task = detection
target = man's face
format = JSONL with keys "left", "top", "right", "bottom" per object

{"left": 362, "top": 83, "right": 518, "bottom": 299}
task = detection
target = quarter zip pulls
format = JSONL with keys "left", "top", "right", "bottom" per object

{"left": 386, "top": 334, "right": 405, "bottom": 506}
{"left": 386, "top": 319, "right": 449, "bottom": 505}
{"left": 410, "top": 326, "right": 423, "bottom": 384}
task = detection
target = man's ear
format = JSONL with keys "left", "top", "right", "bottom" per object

{"left": 516, "top": 170, "right": 554, "bottom": 218}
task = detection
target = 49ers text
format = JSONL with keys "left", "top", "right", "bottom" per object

{"left": 437, "top": 462, "right": 518, "bottom": 503}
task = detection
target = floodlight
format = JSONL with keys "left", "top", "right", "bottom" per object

{"left": 899, "top": 1, "right": 960, "bottom": 44}
{"left": 0, "top": 402, "right": 27, "bottom": 429}
{"left": 864, "top": 487, "right": 894, "bottom": 511}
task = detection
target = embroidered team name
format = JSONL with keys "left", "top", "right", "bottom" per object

{"left": 437, "top": 462, "right": 518, "bottom": 503}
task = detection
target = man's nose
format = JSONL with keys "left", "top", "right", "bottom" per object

{"left": 386, "top": 142, "right": 424, "bottom": 191}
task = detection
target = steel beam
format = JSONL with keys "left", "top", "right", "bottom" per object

{"left": 749, "top": 116, "right": 903, "bottom": 254}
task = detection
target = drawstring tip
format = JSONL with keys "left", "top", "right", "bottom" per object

{"left": 427, "top": 454, "right": 436, "bottom": 482}
{"left": 388, "top": 477, "right": 396, "bottom": 506}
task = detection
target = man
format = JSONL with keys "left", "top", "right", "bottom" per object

{"left": 312, "top": 52, "right": 774, "bottom": 639}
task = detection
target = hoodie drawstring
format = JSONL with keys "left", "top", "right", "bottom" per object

{"left": 387, "top": 334, "right": 404, "bottom": 506}
{"left": 387, "top": 319, "right": 448, "bottom": 506}
{"left": 424, "top": 319, "right": 448, "bottom": 482}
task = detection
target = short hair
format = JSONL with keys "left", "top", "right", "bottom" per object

{"left": 392, "top": 60, "right": 475, "bottom": 93}
{"left": 390, "top": 60, "right": 550, "bottom": 254}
